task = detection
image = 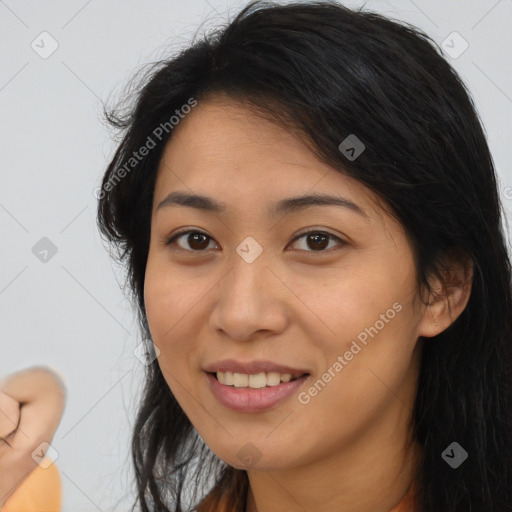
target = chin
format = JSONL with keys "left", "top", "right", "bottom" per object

{"left": 211, "top": 447, "right": 295, "bottom": 471}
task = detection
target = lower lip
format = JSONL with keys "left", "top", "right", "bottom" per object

{"left": 205, "top": 372, "right": 310, "bottom": 412}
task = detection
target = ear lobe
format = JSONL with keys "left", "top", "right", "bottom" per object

{"left": 417, "top": 254, "right": 473, "bottom": 339}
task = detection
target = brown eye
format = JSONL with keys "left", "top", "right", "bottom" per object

{"left": 165, "top": 230, "right": 217, "bottom": 251}
{"left": 289, "top": 230, "right": 345, "bottom": 253}
{"left": 305, "top": 233, "right": 329, "bottom": 250}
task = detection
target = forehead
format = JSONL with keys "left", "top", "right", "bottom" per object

{"left": 159, "top": 98, "right": 323, "bottom": 179}
{"left": 153, "top": 97, "right": 384, "bottom": 219}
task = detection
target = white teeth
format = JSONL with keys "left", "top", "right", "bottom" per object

{"left": 248, "top": 373, "right": 267, "bottom": 388}
{"left": 266, "top": 372, "right": 281, "bottom": 386}
{"left": 216, "top": 371, "right": 302, "bottom": 388}
{"left": 233, "top": 373, "right": 248, "bottom": 387}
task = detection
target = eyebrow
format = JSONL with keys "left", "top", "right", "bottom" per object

{"left": 156, "top": 191, "right": 368, "bottom": 218}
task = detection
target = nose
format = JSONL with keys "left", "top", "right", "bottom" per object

{"left": 209, "top": 249, "right": 288, "bottom": 342}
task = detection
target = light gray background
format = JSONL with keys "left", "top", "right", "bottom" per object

{"left": 1, "top": 0, "right": 511, "bottom": 510}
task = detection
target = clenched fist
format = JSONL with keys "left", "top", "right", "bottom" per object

{"left": 0, "top": 366, "right": 66, "bottom": 507}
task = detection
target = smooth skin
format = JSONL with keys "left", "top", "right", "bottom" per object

{"left": 144, "top": 96, "right": 472, "bottom": 512}
{"left": 0, "top": 367, "right": 66, "bottom": 507}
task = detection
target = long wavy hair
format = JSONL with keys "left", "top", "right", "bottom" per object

{"left": 96, "top": 1, "right": 512, "bottom": 511}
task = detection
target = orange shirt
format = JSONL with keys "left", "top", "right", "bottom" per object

{"left": 2, "top": 458, "right": 61, "bottom": 512}
{"left": 390, "top": 482, "right": 416, "bottom": 512}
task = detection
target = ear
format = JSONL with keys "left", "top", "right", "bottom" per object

{"left": 417, "top": 251, "right": 473, "bottom": 338}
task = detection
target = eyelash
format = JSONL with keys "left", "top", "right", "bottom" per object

{"left": 164, "top": 228, "right": 346, "bottom": 255}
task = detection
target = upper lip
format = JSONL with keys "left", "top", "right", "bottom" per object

{"left": 203, "top": 359, "right": 310, "bottom": 378}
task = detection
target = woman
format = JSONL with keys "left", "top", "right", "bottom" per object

{"left": 96, "top": 0, "right": 512, "bottom": 510}
{"left": 95, "top": 0, "right": 512, "bottom": 510}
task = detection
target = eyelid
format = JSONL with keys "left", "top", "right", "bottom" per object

{"left": 290, "top": 227, "right": 342, "bottom": 243}
{"left": 165, "top": 227, "right": 346, "bottom": 253}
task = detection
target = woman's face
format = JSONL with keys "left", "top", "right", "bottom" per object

{"left": 144, "top": 96, "right": 430, "bottom": 470}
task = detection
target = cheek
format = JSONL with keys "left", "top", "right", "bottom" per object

{"left": 144, "top": 259, "right": 211, "bottom": 392}
{"left": 144, "top": 268, "right": 201, "bottom": 420}
{"left": 299, "top": 260, "right": 412, "bottom": 343}
{"left": 144, "top": 263, "right": 193, "bottom": 389}
{"left": 297, "top": 263, "right": 419, "bottom": 399}
{"left": 292, "top": 304, "right": 418, "bottom": 458}
{"left": 144, "top": 258, "right": 196, "bottom": 341}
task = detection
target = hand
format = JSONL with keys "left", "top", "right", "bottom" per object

{"left": 0, "top": 366, "right": 66, "bottom": 507}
